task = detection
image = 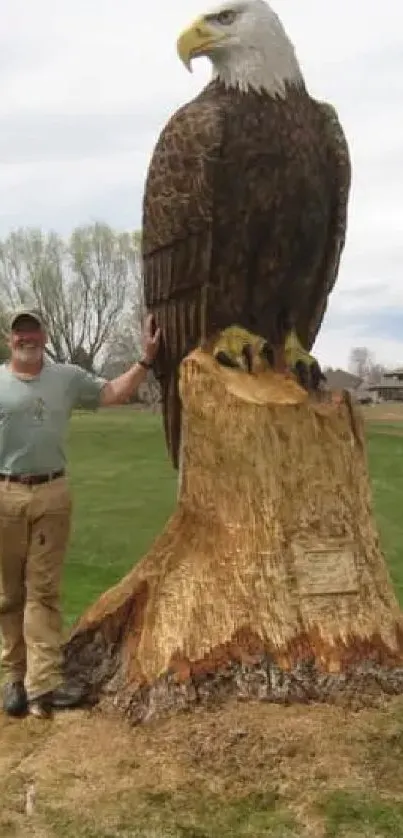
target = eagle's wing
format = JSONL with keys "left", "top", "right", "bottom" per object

{"left": 142, "top": 94, "right": 224, "bottom": 467}
{"left": 300, "top": 101, "right": 352, "bottom": 352}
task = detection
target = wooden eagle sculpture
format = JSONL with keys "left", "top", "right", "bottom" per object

{"left": 142, "top": 0, "right": 351, "bottom": 469}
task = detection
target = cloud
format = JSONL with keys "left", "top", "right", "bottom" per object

{"left": 1, "top": 0, "right": 402, "bottom": 368}
{"left": 0, "top": 113, "right": 161, "bottom": 164}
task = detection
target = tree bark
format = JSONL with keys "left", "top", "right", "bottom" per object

{"left": 64, "top": 350, "right": 403, "bottom": 722}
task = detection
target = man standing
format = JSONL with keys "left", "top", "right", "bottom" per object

{"left": 0, "top": 306, "right": 160, "bottom": 719}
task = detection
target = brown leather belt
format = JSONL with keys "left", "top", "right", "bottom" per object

{"left": 0, "top": 470, "right": 65, "bottom": 486}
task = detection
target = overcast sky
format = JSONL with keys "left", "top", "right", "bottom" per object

{"left": 1, "top": 0, "right": 401, "bottom": 369}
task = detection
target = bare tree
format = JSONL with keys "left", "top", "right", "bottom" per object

{"left": 348, "top": 347, "right": 385, "bottom": 384}
{"left": 348, "top": 347, "right": 373, "bottom": 380}
{"left": 101, "top": 234, "right": 161, "bottom": 407}
{"left": 0, "top": 304, "right": 10, "bottom": 361}
{"left": 366, "top": 363, "right": 386, "bottom": 386}
{"left": 0, "top": 224, "right": 135, "bottom": 370}
{"left": 101, "top": 232, "right": 145, "bottom": 376}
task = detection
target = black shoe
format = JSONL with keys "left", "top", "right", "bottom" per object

{"left": 51, "top": 682, "right": 86, "bottom": 709}
{"left": 28, "top": 695, "right": 53, "bottom": 720}
{"left": 2, "top": 681, "right": 27, "bottom": 717}
{"left": 28, "top": 682, "right": 85, "bottom": 718}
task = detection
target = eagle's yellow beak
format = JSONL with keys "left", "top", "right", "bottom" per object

{"left": 177, "top": 17, "right": 227, "bottom": 70}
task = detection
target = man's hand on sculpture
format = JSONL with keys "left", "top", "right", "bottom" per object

{"left": 142, "top": 314, "right": 161, "bottom": 366}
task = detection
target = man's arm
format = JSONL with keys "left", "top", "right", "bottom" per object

{"left": 100, "top": 314, "right": 161, "bottom": 408}
{"left": 100, "top": 361, "right": 150, "bottom": 407}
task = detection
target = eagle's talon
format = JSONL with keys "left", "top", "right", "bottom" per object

{"left": 260, "top": 341, "right": 274, "bottom": 367}
{"left": 292, "top": 359, "right": 326, "bottom": 392}
{"left": 241, "top": 344, "right": 254, "bottom": 373}
{"left": 285, "top": 328, "right": 325, "bottom": 392}
{"left": 212, "top": 325, "right": 272, "bottom": 374}
{"left": 311, "top": 361, "right": 327, "bottom": 391}
{"left": 294, "top": 360, "right": 310, "bottom": 389}
{"left": 215, "top": 350, "right": 240, "bottom": 369}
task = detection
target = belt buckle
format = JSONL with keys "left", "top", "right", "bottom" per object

{"left": 20, "top": 474, "right": 33, "bottom": 485}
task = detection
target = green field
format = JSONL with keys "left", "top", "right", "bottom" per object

{"left": 3, "top": 408, "right": 403, "bottom": 838}
{"left": 63, "top": 409, "right": 176, "bottom": 625}
{"left": 367, "top": 427, "right": 403, "bottom": 606}
{"left": 64, "top": 408, "right": 403, "bottom": 622}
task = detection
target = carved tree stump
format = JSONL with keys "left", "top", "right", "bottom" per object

{"left": 64, "top": 350, "right": 403, "bottom": 722}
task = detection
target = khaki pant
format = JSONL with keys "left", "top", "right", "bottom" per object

{"left": 0, "top": 477, "right": 72, "bottom": 699}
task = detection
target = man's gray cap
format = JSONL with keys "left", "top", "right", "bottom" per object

{"left": 9, "top": 306, "right": 45, "bottom": 329}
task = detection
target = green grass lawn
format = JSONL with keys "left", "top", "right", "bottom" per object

{"left": 63, "top": 409, "right": 403, "bottom": 625}
{"left": 367, "top": 425, "right": 403, "bottom": 605}
{"left": 63, "top": 409, "right": 176, "bottom": 625}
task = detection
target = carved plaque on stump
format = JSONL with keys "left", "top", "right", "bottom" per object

{"left": 292, "top": 540, "right": 359, "bottom": 596}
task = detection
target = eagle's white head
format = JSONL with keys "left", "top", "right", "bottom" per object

{"left": 177, "top": 0, "right": 304, "bottom": 97}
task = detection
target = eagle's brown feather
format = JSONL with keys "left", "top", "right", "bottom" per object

{"left": 298, "top": 102, "right": 351, "bottom": 351}
{"left": 142, "top": 80, "right": 351, "bottom": 468}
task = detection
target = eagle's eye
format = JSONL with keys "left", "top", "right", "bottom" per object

{"left": 216, "top": 10, "right": 237, "bottom": 26}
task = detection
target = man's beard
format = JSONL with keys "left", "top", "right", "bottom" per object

{"left": 14, "top": 345, "right": 43, "bottom": 365}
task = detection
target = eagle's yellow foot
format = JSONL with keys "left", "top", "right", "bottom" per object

{"left": 212, "top": 325, "right": 274, "bottom": 374}
{"left": 285, "top": 328, "right": 326, "bottom": 390}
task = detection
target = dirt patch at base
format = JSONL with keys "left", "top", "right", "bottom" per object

{"left": 2, "top": 698, "right": 403, "bottom": 837}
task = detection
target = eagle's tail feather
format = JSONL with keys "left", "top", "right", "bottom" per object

{"left": 161, "top": 371, "right": 182, "bottom": 471}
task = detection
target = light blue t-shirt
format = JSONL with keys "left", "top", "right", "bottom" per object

{"left": 0, "top": 361, "right": 106, "bottom": 475}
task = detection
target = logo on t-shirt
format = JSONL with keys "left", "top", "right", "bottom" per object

{"left": 32, "top": 397, "right": 45, "bottom": 422}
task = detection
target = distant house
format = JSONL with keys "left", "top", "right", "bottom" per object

{"left": 324, "top": 368, "right": 362, "bottom": 393}
{"left": 354, "top": 382, "right": 377, "bottom": 404}
{"left": 367, "top": 369, "right": 403, "bottom": 402}
{"left": 322, "top": 368, "right": 377, "bottom": 404}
